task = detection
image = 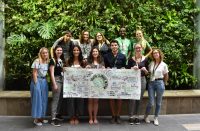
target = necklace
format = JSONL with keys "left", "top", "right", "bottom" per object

{"left": 135, "top": 56, "right": 142, "bottom": 63}
{"left": 99, "top": 42, "right": 104, "bottom": 49}
{"left": 152, "top": 61, "right": 161, "bottom": 75}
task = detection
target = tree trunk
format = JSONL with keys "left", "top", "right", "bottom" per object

{"left": 0, "top": 1, "right": 5, "bottom": 90}
{"left": 194, "top": 1, "right": 200, "bottom": 88}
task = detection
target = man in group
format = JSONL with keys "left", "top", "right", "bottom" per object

{"left": 104, "top": 40, "right": 126, "bottom": 124}
{"left": 115, "top": 27, "right": 132, "bottom": 59}
{"left": 51, "top": 30, "right": 74, "bottom": 63}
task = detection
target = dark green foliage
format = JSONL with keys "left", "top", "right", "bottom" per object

{"left": 4, "top": 0, "right": 199, "bottom": 90}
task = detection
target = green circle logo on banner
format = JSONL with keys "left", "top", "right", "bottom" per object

{"left": 91, "top": 74, "right": 108, "bottom": 89}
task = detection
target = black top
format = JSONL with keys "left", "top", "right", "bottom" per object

{"left": 104, "top": 52, "right": 126, "bottom": 69}
{"left": 49, "top": 58, "right": 63, "bottom": 76}
{"left": 127, "top": 57, "right": 148, "bottom": 76}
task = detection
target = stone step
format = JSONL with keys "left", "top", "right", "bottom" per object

{"left": 0, "top": 90, "right": 199, "bottom": 116}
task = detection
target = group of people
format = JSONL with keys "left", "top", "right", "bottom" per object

{"left": 30, "top": 27, "right": 169, "bottom": 127}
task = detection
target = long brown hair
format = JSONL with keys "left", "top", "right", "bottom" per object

{"left": 66, "top": 45, "right": 84, "bottom": 67}
{"left": 79, "top": 30, "right": 91, "bottom": 44}
{"left": 151, "top": 48, "right": 164, "bottom": 62}
{"left": 93, "top": 32, "right": 109, "bottom": 47}
{"left": 88, "top": 47, "right": 104, "bottom": 65}
{"left": 53, "top": 45, "right": 64, "bottom": 62}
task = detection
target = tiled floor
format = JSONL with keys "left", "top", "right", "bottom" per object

{"left": 0, "top": 114, "right": 200, "bottom": 131}
{"left": 183, "top": 124, "right": 200, "bottom": 131}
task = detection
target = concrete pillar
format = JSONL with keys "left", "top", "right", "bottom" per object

{"left": 0, "top": 1, "right": 5, "bottom": 90}
{"left": 194, "top": 0, "right": 200, "bottom": 88}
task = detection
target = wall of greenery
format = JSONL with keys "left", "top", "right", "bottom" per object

{"left": 4, "top": 0, "right": 199, "bottom": 90}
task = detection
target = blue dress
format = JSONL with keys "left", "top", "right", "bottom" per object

{"left": 30, "top": 59, "right": 49, "bottom": 118}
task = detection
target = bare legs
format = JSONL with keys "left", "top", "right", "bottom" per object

{"left": 88, "top": 98, "right": 99, "bottom": 124}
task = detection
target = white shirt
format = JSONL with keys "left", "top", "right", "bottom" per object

{"left": 31, "top": 59, "right": 48, "bottom": 77}
{"left": 149, "top": 61, "right": 169, "bottom": 80}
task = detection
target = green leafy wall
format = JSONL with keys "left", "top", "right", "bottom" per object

{"left": 4, "top": 0, "right": 199, "bottom": 90}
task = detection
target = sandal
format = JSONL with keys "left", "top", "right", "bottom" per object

{"left": 74, "top": 118, "right": 79, "bottom": 125}
{"left": 89, "top": 119, "right": 93, "bottom": 125}
{"left": 69, "top": 118, "right": 75, "bottom": 125}
{"left": 94, "top": 119, "right": 99, "bottom": 124}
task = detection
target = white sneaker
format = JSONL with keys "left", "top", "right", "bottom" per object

{"left": 33, "top": 120, "right": 42, "bottom": 126}
{"left": 154, "top": 117, "right": 159, "bottom": 126}
{"left": 144, "top": 115, "right": 150, "bottom": 123}
{"left": 42, "top": 119, "right": 48, "bottom": 124}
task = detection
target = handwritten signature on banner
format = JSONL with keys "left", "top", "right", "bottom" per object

{"left": 63, "top": 68, "right": 141, "bottom": 100}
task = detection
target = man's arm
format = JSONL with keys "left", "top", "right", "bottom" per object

{"left": 50, "top": 37, "right": 63, "bottom": 58}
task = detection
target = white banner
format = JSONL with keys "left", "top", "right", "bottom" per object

{"left": 63, "top": 68, "right": 141, "bottom": 100}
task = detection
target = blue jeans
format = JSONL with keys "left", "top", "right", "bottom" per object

{"left": 30, "top": 78, "right": 48, "bottom": 118}
{"left": 145, "top": 80, "right": 165, "bottom": 117}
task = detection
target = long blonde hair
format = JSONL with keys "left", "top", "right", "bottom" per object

{"left": 136, "top": 29, "right": 148, "bottom": 49}
{"left": 38, "top": 47, "right": 49, "bottom": 63}
{"left": 134, "top": 43, "right": 144, "bottom": 55}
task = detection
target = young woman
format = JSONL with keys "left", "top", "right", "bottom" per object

{"left": 78, "top": 30, "right": 93, "bottom": 60}
{"left": 93, "top": 32, "right": 110, "bottom": 57}
{"left": 30, "top": 47, "right": 49, "bottom": 126}
{"left": 49, "top": 45, "right": 64, "bottom": 127}
{"left": 127, "top": 43, "right": 148, "bottom": 125}
{"left": 86, "top": 47, "right": 105, "bottom": 124}
{"left": 134, "top": 29, "right": 152, "bottom": 57}
{"left": 66, "top": 45, "right": 84, "bottom": 125}
{"left": 78, "top": 30, "right": 93, "bottom": 67}
{"left": 144, "top": 48, "right": 169, "bottom": 126}
{"left": 104, "top": 40, "right": 126, "bottom": 124}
